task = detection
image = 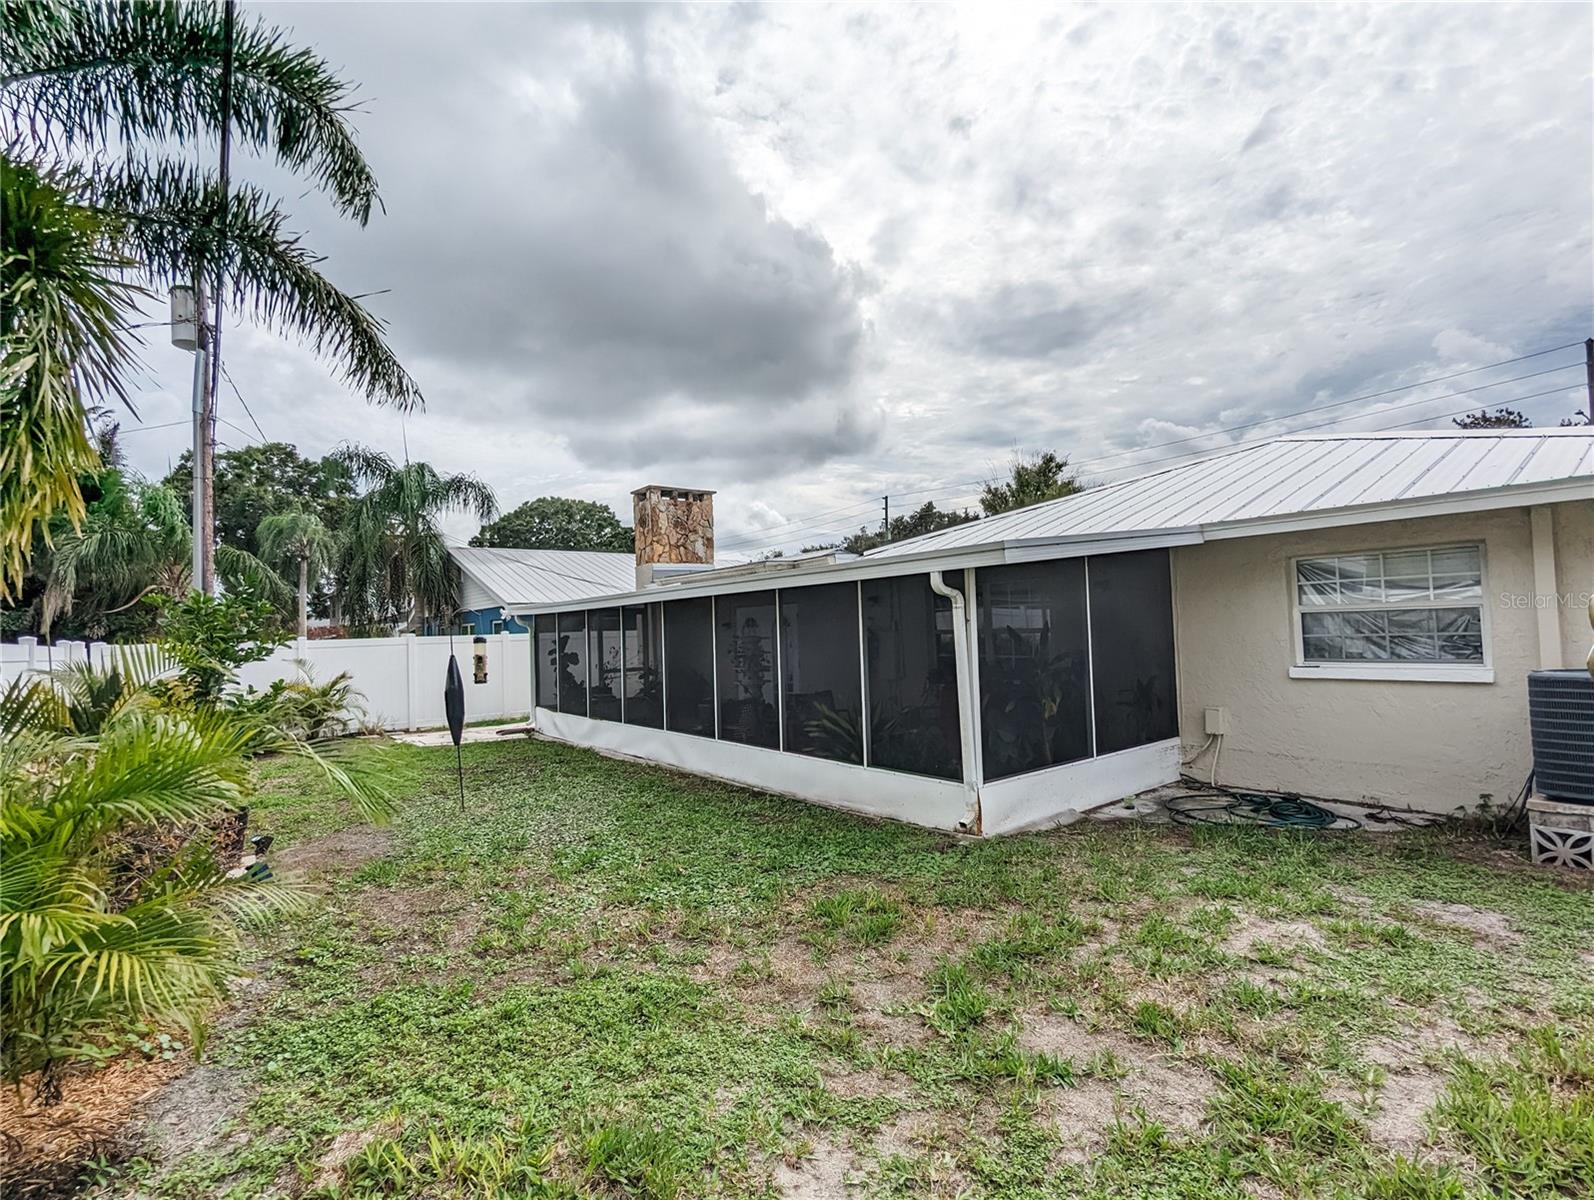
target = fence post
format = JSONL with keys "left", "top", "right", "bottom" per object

{"left": 405, "top": 634, "right": 421, "bottom": 731}
{"left": 18, "top": 635, "right": 37, "bottom": 674}
{"left": 90, "top": 641, "right": 109, "bottom": 671}
{"left": 497, "top": 628, "right": 509, "bottom": 719}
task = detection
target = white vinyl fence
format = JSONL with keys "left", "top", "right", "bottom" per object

{"left": 0, "top": 632, "right": 533, "bottom": 731}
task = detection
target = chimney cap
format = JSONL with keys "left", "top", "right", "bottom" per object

{"left": 630, "top": 484, "right": 716, "bottom": 498}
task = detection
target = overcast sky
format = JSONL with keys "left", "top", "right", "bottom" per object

{"left": 118, "top": 2, "right": 1593, "bottom": 553}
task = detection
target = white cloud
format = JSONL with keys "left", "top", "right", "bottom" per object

{"left": 119, "top": 2, "right": 1592, "bottom": 553}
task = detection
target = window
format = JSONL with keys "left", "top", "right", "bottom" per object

{"left": 491, "top": 619, "right": 505, "bottom": 634}
{"left": 976, "top": 560, "right": 1092, "bottom": 780}
{"left": 780, "top": 583, "right": 863, "bottom": 764}
{"left": 1292, "top": 545, "right": 1487, "bottom": 679}
{"left": 1089, "top": 550, "right": 1178, "bottom": 754}
{"left": 587, "top": 609, "right": 623, "bottom": 721}
{"left": 717, "top": 590, "right": 780, "bottom": 749}
{"left": 663, "top": 597, "right": 715, "bottom": 737}
{"left": 622, "top": 604, "right": 664, "bottom": 728}
{"left": 555, "top": 611, "right": 588, "bottom": 716}
{"left": 534, "top": 614, "right": 557, "bottom": 710}
{"left": 862, "top": 576, "right": 961, "bottom": 780}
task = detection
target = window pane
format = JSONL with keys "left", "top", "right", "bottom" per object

{"left": 1343, "top": 635, "right": 1388, "bottom": 660}
{"left": 587, "top": 609, "right": 623, "bottom": 721}
{"left": 976, "top": 560, "right": 1091, "bottom": 780}
{"left": 1383, "top": 550, "right": 1429, "bottom": 576}
{"left": 1388, "top": 609, "right": 1437, "bottom": 635}
{"left": 556, "top": 612, "right": 587, "bottom": 716}
{"left": 1339, "top": 577, "right": 1385, "bottom": 603}
{"left": 1431, "top": 574, "right": 1482, "bottom": 601}
{"left": 534, "top": 614, "right": 558, "bottom": 709}
{"left": 1302, "top": 636, "right": 1343, "bottom": 661}
{"left": 663, "top": 597, "right": 715, "bottom": 737}
{"left": 1089, "top": 550, "right": 1178, "bottom": 754}
{"left": 862, "top": 576, "right": 962, "bottom": 780}
{"left": 1430, "top": 546, "right": 1480, "bottom": 576}
{"left": 1298, "top": 582, "right": 1338, "bottom": 606}
{"left": 780, "top": 583, "right": 863, "bottom": 764}
{"left": 717, "top": 590, "right": 780, "bottom": 749}
{"left": 1434, "top": 608, "right": 1481, "bottom": 634}
{"left": 622, "top": 604, "right": 663, "bottom": 728}
{"left": 1336, "top": 555, "right": 1379, "bottom": 581}
{"left": 1383, "top": 576, "right": 1431, "bottom": 601}
{"left": 1296, "top": 559, "right": 1337, "bottom": 584}
{"left": 1343, "top": 611, "right": 1388, "bottom": 637}
{"left": 1390, "top": 634, "right": 1440, "bottom": 660}
{"left": 1438, "top": 633, "right": 1484, "bottom": 662}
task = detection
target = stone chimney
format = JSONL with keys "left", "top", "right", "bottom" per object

{"left": 631, "top": 485, "right": 715, "bottom": 588}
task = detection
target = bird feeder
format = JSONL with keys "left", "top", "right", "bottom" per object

{"left": 473, "top": 635, "right": 488, "bottom": 684}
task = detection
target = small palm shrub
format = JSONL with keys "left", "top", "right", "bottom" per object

{"left": 0, "top": 652, "right": 389, "bottom": 1100}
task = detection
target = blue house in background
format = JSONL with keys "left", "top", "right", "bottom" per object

{"left": 436, "top": 547, "right": 638, "bottom": 636}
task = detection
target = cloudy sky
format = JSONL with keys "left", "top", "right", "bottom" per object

{"left": 119, "top": 2, "right": 1593, "bottom": 553}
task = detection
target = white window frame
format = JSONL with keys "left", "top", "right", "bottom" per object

{"left": 1287, "top": 542, "right": 1494, "bottom": 684}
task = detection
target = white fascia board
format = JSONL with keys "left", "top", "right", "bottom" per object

{"left": 1200, "top": 478, "right": 1594, "bottom": 543}
{"left": 507, "top": 531, "right": 1204, "bottom": 618}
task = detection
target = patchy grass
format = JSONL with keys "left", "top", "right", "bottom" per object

{"left": 92, "top": 737, "right": 1594, "bottom": 1199}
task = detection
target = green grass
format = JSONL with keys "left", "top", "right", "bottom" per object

{"left": 108, "top": 737, "right": 1594, "bottom": 1199}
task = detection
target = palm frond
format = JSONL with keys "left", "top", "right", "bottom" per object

{"left": 0, "top": 0, "right": 381, "bottom": 222}
{"left": 87, "top": 158, "right": 420, "bottom": 409}
{"left": 0, "top": 153, "right": 143, "bottom": 598}
{"left": 215, "top": 542, "right": 291, "bottom": 607}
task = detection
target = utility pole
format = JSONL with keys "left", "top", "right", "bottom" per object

{"left": 882, "top": 495, "right": 890, "bottom": 536}
{"left": 1584, "top": 337, "right": 1593, "bottom": 425}
{"left": 182, "top": 277, "right": 210, "bottom": 592}
{"left": 195, "top": 0, "right": 238, "bottom": 595}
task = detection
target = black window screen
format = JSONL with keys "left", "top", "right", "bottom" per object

{"left": 862, "top": 576, "right": 962, "bottom": 780}
{"left": 780, "top": 583, "right": 863, "bottom": 764}
{"left": 556, "top": 611, "right": 588, "bottom": 716}
{"left": 587, "top": 609, "right": 623, "bottom": 721}
{"left": 1089, "top": 550, "right": 1177, "bottom": 754}
{"left": 976, "top": 560, "right": 1091, "bottom": 779}
{"left": 663, "top": 597, "right": 715, "bottom": 737}
{"left": 716, "top": 590, "right": 780, "bottom": 749}
{"left": 534, "top": 613, "right": 557, "bottom": 710}
{"left": 622, "top": 604, "right": 664, "bottom": 728}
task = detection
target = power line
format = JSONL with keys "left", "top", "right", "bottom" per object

{"left": 718, "top": 349, "right": 1587, "bottom": 553}
{"left": 220, "top": 363, "right": 269, "bottom": 443}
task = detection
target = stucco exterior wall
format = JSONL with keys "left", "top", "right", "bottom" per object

{"left": 1553, "top": 499, "right": 1594, "bottom": 667}
{"left": 1171, "top": 501, "right": 1592, "bottom": 814}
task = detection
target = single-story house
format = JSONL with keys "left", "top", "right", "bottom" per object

{"left": 505, "top": 434, "right": 1593, "bottom": 836}
{"left": 443, "top": 547, "right": 638, "bottom": 634}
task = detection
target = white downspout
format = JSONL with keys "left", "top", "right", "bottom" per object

{"left": 929, "top": 570, "right": 981, "bottom": 835}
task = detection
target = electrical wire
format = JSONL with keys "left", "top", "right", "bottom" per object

{"left": 717, "top": 351, "right": 1587, "bottom": 554}
{"left": 221, "top": 363, "right": 269, "bottom": 443}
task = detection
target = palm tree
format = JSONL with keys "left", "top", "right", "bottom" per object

{"left": 334, "top": 447, "right": 497, "bottom": 633}
{"left": 34, "top": 467, "right": 287, "bottom": 637}
{"left": 0, "top": 650, "right": 390, "bottom": 1100}
{"left": 0, "top": 1, "right": 421, "bottom": 598}
{"left": 257, "top": 510, "right": 335, "bottom": 638}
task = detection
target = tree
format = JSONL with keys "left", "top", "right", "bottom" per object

{"left": 471, "top": 497, "right": 634, "bottom": 552}
{"left": 334, "top": 447, "right": 497, "bottom": 632}
{"left": 30, "top": 466, "right": 287, "bottom": 638}
{"left": 1453, "top": 408, "right": 1532, "bottom": 429}
{"left": 1, "top": 0, "right": 420, "bottom": 597}
{"left": 981, "top": 451, "right": 1082, "bottom": 516}
{"left": 841, "top": 501, "right": 978, "bottom": 555}
{"left": 162, "top": 442, "right": 355, "bottom": 558}
{"left": 257, "top": 510, "right": 335, "bottom": 637}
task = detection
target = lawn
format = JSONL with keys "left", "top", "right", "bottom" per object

{"left": 101, "top": 738, "right": 1594, "bottom": 1198}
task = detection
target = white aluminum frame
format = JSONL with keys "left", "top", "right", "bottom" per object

{"left": 1286, "top": 541, "right": 1495, "bottom": 684}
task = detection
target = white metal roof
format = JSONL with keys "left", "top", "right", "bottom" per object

{"left": 450, "top": 547, "right": 637, "bottom": 609}
{"left": 865, "top": 429, "right": 1594, "bottom": 559}
{"left": 504, "top": 430, "right": 1593, "bottom": 613}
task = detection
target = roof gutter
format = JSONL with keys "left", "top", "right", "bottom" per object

{"left": 928, "top": 569, "right": 981, "bottom": 836}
